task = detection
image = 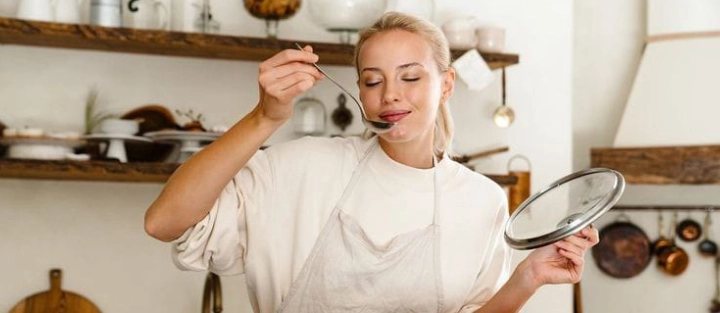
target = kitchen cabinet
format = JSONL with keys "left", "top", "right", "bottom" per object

{"left": 0, "top": 16, "right": 521, "bottom": 186}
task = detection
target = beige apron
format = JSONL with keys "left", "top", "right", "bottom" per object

{"left": 278, "top": 143, "right": 444, "bottom": 313}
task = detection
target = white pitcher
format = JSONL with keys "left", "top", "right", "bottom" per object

{"left": 16, "top": 0, "right": 57, "bottom": 21}
{"left": 55, "top": 0, "right": 84, "bottom": 23}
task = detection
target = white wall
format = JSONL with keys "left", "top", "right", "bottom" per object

{"left": 0, "top": 0, "right": 575, "bottom": 312}
{"left": 574, "top": 1, "right": 720, "bottom": 312}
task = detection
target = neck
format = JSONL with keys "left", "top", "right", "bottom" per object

{"left": 378, "top": 138, "right": 435, "bottom": 169}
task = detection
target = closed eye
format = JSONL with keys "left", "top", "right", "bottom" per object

{"left": 365, "top": 81, "right": 381, "bottom": 87}
{"left": 403, "top": 77, "right": 420, "bottom": 82}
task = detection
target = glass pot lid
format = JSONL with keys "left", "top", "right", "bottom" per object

{"left": 504, "top": 168, "right": 625, "bottom": 250}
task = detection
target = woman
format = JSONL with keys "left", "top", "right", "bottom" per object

{"left": 145, "top": 12, "right": 598, "bottom": 313}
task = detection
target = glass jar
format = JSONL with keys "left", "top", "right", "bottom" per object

{"left": 293, "top": 95, "right": 326, "bottom": 136}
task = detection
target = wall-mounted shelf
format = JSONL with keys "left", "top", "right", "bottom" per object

{"left": 613, "top": 205, "right": 718, "bottom": 212}
{"left": 0, "top": 159, "right": 519, "bottom": 186}
{"left": 0, "top": 17, "right": 519, "bottom": 69}
{"left": 591, "top": 145, "right": 720, "bottom": 184}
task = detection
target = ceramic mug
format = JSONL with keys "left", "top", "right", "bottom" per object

{"left": 16, "top": 0, "right": 56, "bottom": 21}
{"left": 125, "top": 0, "right": 169, "bottom": 30}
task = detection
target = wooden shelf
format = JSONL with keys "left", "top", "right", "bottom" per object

{"left": 0, "top": 159, "right": 177, "bottom": 183}
{"left": 0, "top": 159, "right": 519, "bottom": 186}
{"left": 591, "top": 145, "right": 720, "bottom": 185}
{"left": 0, "top": 17, "right": 519, "bottom": 69}
{"left": 613, "top": 205, "right": 718, "bottom": 212}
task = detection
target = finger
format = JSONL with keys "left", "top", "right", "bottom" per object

{"left": 262, "top": 62, "right": 323, "bottom": 82}
{"left": 578, "top": 226, "right": 600, "bottom": 246}
{"left": 261, "top": 49, "right": 319, "bottom": 70}
{"left": 265, "top": 73, "right": 317, "bottom": 100}
{"left": 558, "top": 246, "right": 585, "bottom": 268}
{"left": 301, "top": 44, "right": 314, "bottom": 53}
{"left": 555, "top": 237, "right": 588, "bottom": 256}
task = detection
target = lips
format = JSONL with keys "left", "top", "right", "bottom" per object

{"left": 378, "top": 110, "right": 411, "bottom": 123}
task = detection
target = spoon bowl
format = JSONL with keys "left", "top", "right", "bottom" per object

{"left": 294, "top": 43, "right": 394, "bottom": 133}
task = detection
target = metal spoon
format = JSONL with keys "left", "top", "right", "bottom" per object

{"left": 492, "top": 67, "right": 515, "bottom": 128}
{"left": 294, "top": 43, "right": 394, "bottom": 133}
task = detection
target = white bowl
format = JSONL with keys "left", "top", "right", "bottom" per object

{"left": 99, "top": 119, "right": 139, "bottom": 135}
{"left": 476, "top": 27, "right": 506, "bottom": 53}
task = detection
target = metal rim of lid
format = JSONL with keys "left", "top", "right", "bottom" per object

{"left": 504, "top": 167, "right": 626, "bottom": 250}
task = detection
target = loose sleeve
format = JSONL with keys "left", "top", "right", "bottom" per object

{"left": 459, "top": 199, "right": 513, "bottom": 312}
{"left": 170, "top": 151, "right": 273, "bottom": 276}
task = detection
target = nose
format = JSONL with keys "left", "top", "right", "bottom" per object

{"left": 381, "top": 80, "right": 401, "bottom": 104}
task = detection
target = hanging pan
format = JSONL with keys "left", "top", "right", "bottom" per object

{"left": 591, "top": 213, "right": 652, "bottom": 278}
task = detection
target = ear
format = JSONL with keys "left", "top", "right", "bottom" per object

{"left": 440, "top": 68, "right": 456, "bottom": 104}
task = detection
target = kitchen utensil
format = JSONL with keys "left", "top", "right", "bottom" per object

{"left": 294, "top": 43, "right": 394, "bottom": 133}
{"left": 331, "top": 93, "right": 353, "bottom": 132}
{"left": 202, "top": 272, "right": 222, "bottom": 313}
{"left": 657, "top": 212, "right": 689, "bottom": 276}
{"left": 651, "top": 212, "right": 672, "bottom": 256}
{"left": 507, "top": 154, "right": 531, "bottom": 215}
{"left": 244, "top": 0, "right": 301, "bottom": 38}
{"left": 9, "top": 269, "right": 101, "bottom": 313}
{"left": 492, "top": 67, "right": 515, "bottom": 128}
{"left": 591, "top": 213, "right": 651, "bottom": 278}
{"left": 16, "top": 0, "right": 56, "bottom": 21}
{"left": 677, "top": 212, "right": 703, "bottom": 242}
{"left": 711, "top": 256, "right": 720, "bottom": 312}
{"left": 504, "top": 167, "right": 625, "bottom": 250}
{"left": 700, "top": 209, "right": 718, "bottom": 257}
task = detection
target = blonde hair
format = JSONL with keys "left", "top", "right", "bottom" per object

{"left": 355, "top": 11, "right": 454, "bottom": 156}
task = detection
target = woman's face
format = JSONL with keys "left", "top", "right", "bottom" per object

{"left": 357, "top": 30, "right": 454, "bottom": 146}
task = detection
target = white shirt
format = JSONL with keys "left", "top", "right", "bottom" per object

{"left": 172, "top": 136, "right": 511, "bottom": 313}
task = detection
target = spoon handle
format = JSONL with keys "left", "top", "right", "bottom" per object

{"left": 293, "top": 43, "right": 366, "bottom": 116}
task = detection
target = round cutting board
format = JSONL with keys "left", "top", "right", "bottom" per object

{"left": 9, "top": 269, "right": 101, "bottom": 313}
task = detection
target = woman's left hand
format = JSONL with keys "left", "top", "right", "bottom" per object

{"left": 519, "top": 225, "right": 600, "bottom": 288}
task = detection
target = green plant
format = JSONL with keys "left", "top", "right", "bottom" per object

{"left": 84, "top": 88, "right": 116, "bottom": 134}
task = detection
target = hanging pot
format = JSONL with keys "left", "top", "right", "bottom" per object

{"left": 651, "top": 212, "right": 672, "bottom": 256}
{"left": 591, "top": 213, "right": 652, "bottom": 279}
{"left": 657, "top": 212, "right": 690, "bottom": 276}
{"left": 676, "top": 212, "right": 702, "bottom": 242}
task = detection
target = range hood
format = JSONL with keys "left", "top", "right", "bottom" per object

{"left": 612, "top": 0, "right": 720, "bottom": 147}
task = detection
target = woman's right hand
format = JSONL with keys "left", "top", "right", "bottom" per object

{"left": 256, "top": 45, "right": 324, "bottom": 124}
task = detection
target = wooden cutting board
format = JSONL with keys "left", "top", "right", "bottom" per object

{"left": 9, "top": 269, "right": 101, "bottom": 313}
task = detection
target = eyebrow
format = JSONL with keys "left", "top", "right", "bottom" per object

{"left": 360, "top": 62, "right": 424, "bottom": 74}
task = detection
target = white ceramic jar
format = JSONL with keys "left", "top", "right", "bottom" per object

{"left": 442, "top": 16, "right": 478, "bottom": 50}
{"left": 476, "top": 27, "right": 506, "bottom": 53}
